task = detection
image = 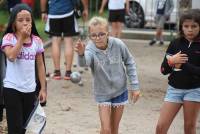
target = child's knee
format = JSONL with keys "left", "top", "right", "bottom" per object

{"left": 101, "top": 128, "right": 111, "bottom": 134}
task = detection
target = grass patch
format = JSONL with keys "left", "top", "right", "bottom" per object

{"left": 0, "top": 10, "right": 9, "bottom": 39}
{"left": 35, "top": 19, "right": 48, "bottom": 41}
{"left": 0, "top": 10, "right": 9, "bottom": 25}
{"left": 0, "top": 10, "right": 48, "bottom": 42}
{"left": 0, "top": 10, "right": 109, "bottom": 41}
{"left": 89, "top": 10, "right": 108, "bottom": 18}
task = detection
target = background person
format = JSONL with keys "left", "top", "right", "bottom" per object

{"left": 156, "top": 9, "right": 200, "bottom": 134}
{"left": 149, "top": 0, "right": 174, "bottom": 46}
{"left": 99, "top": 0, "right": 129, "bottom": 38}
{"left": 40, "top": 0, "right": 88, "bottom": 80}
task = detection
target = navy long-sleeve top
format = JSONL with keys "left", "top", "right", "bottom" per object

{"left": 161, "top": 37, "right": 200, "bottom": 89}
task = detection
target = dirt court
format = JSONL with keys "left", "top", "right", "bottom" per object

{"left": 1, "top": 39, "right": 200, "bottom": 134}
{"left": 41, "top": 39, "right": 200, "bottom": 134}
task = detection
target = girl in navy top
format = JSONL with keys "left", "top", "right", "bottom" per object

{"left": 156, "top": 9, "right": 200, "bottom": 134}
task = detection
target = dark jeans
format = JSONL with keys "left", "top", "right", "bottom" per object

{"left": 4, "top": 88, "right": 36, "bottom": 134}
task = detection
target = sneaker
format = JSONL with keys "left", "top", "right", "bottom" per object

{"left": 149, "top": 40, "right": 156, "bottom": 46}
{"left": 53, "top": 70, "right": 61, "bottom": 80}
{"left": 64, "top": 71, "right": 72, "bottom": 80}
{"left": 159, "top": 41, "right": 164, "bottom": 46}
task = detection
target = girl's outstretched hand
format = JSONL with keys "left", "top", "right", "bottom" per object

{"left": 130, "top": 90, "right": 141, "bottom": 103}
{"left": 38, "top": 89, "right": 47, "bottom": 103}
{"left": 74, "top": 39, "right": 85, "bottom": 56}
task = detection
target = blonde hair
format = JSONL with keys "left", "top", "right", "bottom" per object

{"left": 88, "top": 16, "right": 109, "bottom": 32}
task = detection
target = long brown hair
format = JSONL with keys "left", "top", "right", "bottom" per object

{"left": 3, "top": 3, "right": 39, "bottom": 37}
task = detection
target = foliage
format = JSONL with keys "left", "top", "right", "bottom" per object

{"left": 35, "top": 19, "right": 48, "bottom": 41}
{"left": 0, "top": 10, "right": 9, "bottom": 25}
{"left": 0, "top": 0, "right": 7, "bottom": 11}
{"left": 0, "top": 10, "right": 9, "bottom": 39}
{"left": 0, "top": 0, "right": 108, "bottom": 41}
{"left": 0, "top": 10, "right": 48, "bottom": 41}
{"left": 33, "top": 0, "right": 41, "bottom": 18}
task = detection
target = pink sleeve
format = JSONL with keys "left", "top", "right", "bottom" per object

{"left": 1, "top": 33, "right": 15, "bottom": 50}
{"left": 33, "top": 35, "right": 45, "bottom": 54}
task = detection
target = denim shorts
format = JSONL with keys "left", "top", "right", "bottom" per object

{"left": 164, "top": 85, "right": 200, "bottom": 103}
{"left": 98, "top": 90, "right": 128, "bottom": 107}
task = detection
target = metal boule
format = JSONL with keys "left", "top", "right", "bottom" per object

{"left": 70, "top": 72, "right": 81, "bottom": 83}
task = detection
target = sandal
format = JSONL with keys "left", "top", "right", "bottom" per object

{"left": 52, "top": 70, "right": 62, "bottom": 80}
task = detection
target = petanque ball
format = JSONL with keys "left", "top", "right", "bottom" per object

{"left": 70, "top": 72, "right": 81, "bottom": 83}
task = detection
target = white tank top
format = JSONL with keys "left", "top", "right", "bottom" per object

{"left": 108, "top": 0, "right": 126, "bottom": 10}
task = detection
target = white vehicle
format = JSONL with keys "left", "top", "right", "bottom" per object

{"left": 192, "top": 0, "right": 200, "bottom": 9}
{"left": 125, "top": 0, "right": 178, "bottom": 28}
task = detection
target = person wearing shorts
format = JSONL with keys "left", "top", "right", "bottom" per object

{"left": 99, "top": 0, "right": 129, "bottom": 38}
{"left": 75, "top": 16, "right": 140, "bottom": 134}
{"left": 149, "top": 0, "right": 174, "bottom": 46}
{"left": 40, "top": 0, "right": 88, "bottom": 80}
{"left": 155, "top": 15, "right": 166, "bottom": 29}
{"left": 156, "top": 9, "right": 200, "bottom": 133}
{"left": 97, "top": 90, "right": 129, "bottom": 107}
{"left": 108, "top": 9, "right": 125, "bottom": 23}
{"left": 164, "top": 86, "right": 200, "bottom": 103}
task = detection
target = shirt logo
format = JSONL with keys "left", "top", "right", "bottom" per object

{"left": 17, "top": 52, "right": 36, "bottom": 60}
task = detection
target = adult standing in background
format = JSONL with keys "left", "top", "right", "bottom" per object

{"left": 40, "top": 0, "right": 88, "bottom": 80}
{"left": 149, "top": 0, "right": 174, "bottom": 46}
{"left": 99, "top": 0, "right": 129, "bottom": 38}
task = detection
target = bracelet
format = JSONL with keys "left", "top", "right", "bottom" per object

{"left": 167, "top": 58, "right": 175, "bottom": 67}
{"left": 41, "top": 11, "right": 47, "bottom": 13}
{"left": 79, "top": 54, "right": 84, "bottom": 57}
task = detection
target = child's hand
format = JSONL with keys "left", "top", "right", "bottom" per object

{"left": 130, "top": 90, "right": 141, "bottom": 103}
{"left": 74, "top": 39, "right": 85, "bottom": 56}
{"left": 38, "top": 89, "right": 47, "bottom": 103}
{"left": 168, "top": 51, "right": 188, "bottom": 64}
{"left": 165, "top": 15, "right": 170, "bottom": 21}
{"left": 20, "top": 24, "right": 32, "bottom": 40}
